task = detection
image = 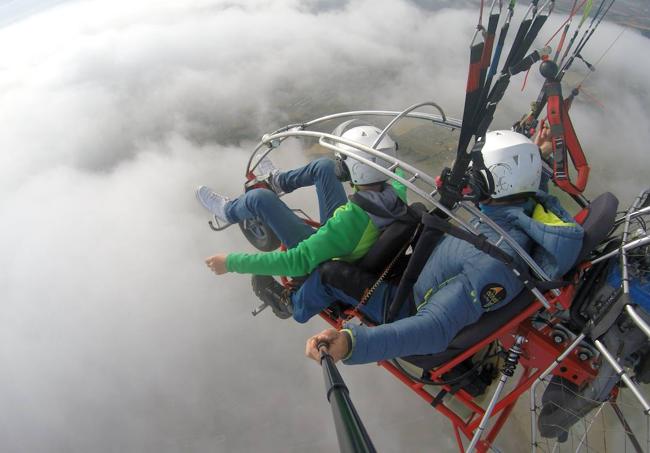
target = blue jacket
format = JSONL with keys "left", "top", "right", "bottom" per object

{"left": 343, "top": 192, "right": 584, "bottom": 365}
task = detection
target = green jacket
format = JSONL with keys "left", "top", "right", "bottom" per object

{"left": 226, "top": 182, "right": 407, "bottom": 277}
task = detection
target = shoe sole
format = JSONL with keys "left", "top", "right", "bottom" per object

{"left": 251, "top": 276, "right": 292, "bottom": 320}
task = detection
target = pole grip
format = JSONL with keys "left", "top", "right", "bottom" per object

{"left": 317, "top": 341, "right": 330, "bottom": 360}
{"left": 318, "top": 342, "right": 377, "bottom": 452}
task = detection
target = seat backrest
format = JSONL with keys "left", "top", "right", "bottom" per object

{"left": 354, "top": 202, "right": 426, "bottom": 274}
{"left": 574, "top": 192, "right": 619, "bottom": 264}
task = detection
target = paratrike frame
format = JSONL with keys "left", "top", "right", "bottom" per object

{"left": 204, "top": 101, "right": 650, "bottom": 452}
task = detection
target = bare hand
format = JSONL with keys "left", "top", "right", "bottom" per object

{"left": 534, "top": 121, "right": 553, "bottom": 159}
{"left": 205, "top": 253, "right": 229, "bottom": 275}
{"left": 305, "top": 328, "right": 351, "bottom": 364}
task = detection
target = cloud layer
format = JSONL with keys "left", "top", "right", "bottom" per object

{"left": 0, "top": 0, "right": 648, "bottom": 452}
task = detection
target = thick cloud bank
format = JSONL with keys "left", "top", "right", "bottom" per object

{"left": 0, "top": 0, "right": 648, "bottom": 452}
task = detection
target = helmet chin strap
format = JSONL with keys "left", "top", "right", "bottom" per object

{"left": 464, "top": 146, "right": 496, "bottom": 204}
{"left": 334, "top": 153, "right": 351, "bottom": 182}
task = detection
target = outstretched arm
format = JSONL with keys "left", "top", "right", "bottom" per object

{"left": 210, "top": 203, "right": 371, "bottom": 277}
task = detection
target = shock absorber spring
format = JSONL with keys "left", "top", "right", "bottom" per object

{"left": 502, "top": 337, "right": 525, "bottom": 377}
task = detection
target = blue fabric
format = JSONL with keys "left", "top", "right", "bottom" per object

{"left": 608, "top": 265, "right": 650, "bottom": 313}
{"left": 291, "top": 270, "right": 403, "bottom": 324}
{"left": 346, "top": 275, "right": 484, "bottom": 363}
{"left": 224, "top": 158, "right": 347, "bottom": 248}
{"left": 339, "top": 194, "right": 584, "bottom": 365}
{"left": 484, "top": 191, "right": 584, "bottom": 278}
{"left": 276, "top": 157, "right": 348, "bottom": 223}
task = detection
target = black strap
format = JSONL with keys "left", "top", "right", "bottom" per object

{"left": 421, "top": 213, "right": 566, "bottom": 294}
{"left": 431, "top": 389, "right": 447, "bottom": 407}
{"left": 421, "top": 214, "right": 515, "bottom": 265}
{"left": 387, "top": 226, "right": 447, "bottom": 321}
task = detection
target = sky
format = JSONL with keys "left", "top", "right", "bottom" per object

{"left": 0, "top": 0, "right": 71, "bottom": 27}
{"left": 0, "top": 1, "right": 649, "bottom": 452}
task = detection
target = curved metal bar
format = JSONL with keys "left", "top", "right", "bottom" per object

{"left": 317, "top": 139, "right": 454, "bottom": 220}
{"left": 301, "top": 110, "right": 461, "bottom": 130}
{"left": 621, "top": 189, "right": 650, "bottom": 295}
{"left": 590, "top": 235, "right": 650, "bottom": 265}
{"left": 626, "top": 305, "right": 650, "bottom": 339}
{"left": 316, "top": 132, "right": 438, "bottom": 186}
{"left": 269, "top": 122, "right": 307, "bottom": 136}
{"left": 314, "top": 134, "right": 473, "bottom": 230}
{"left": 252, "top": 129, "right": 441, "bottom": 192}
{"left": 372, "top": 102, "right": 447, "bottom": 149}
{"left": 594, "top": 339, "right": 650, "bottom": 414}
{"left": 615, "top": 205, "right": 650, "bottom": 226}
{"left": 245, "top": 110, "right": 461, "bottom": 176}
{"left": 247, "top": 146, "right": 274, "bottom": 176}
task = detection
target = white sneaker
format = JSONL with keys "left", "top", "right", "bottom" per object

{"left": 195, "top": 186, "right": 230, "bottom": 224}
{"left": 255, "top": 154, "right": 277, "bottom": 174}
{"left": 255, "top": 155, "right": 283, "bottom": 194}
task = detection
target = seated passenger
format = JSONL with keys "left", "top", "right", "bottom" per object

{"left": 304, "top": 130, "right": 585, "bottom": 365}
{"left": 196, "top": 124, "right": 408, "bottom": 318}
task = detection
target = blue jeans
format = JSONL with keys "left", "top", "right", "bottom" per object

{"left": 224, "top": 158, "right": 347, "bottom": 248}
{"left": 291, "top": 271, "right": 412, "bottom": 324}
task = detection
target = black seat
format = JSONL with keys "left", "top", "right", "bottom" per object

{"left": 354, "top": 202, "right": 426, "bottom": 275}
{"left": 403, "top": 291, "right": 535, "bottom": 370}
{"left": 574, "top": 192, "right": 619, "bottom": 263}
{"left": 403, "top": 192, "right": 620, "bottom": 371}
{"left": 319, "top": 201, "right": 426, "bottom": 298}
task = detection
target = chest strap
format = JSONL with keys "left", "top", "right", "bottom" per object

{"left": 545, "top": 79, "right": 590, "bottom": 195}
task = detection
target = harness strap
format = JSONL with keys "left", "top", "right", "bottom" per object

{"left": 348, "top": 191, "right": 421, "bottom": 224}
{"left": 545, "top": 80, "right": 590, "bottom": 195}
{"left": 421, "top": 213, "right": 566, "bottom": 294}
{"left": 421, "top": 214, "right": 515, "bottom": 264}
{"left": 431, "top": 389, "right": 448, "bottom": 407}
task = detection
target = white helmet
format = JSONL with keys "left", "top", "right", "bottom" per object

{"left": 481, "top": 130, "right": 542, "bottom": 199}
{"left": 336, "top": 125, "right": 397, "bottom": 185}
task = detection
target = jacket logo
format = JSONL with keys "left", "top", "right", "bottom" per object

{"left": 480, "top": 284, "right": 507, "bottom": 309}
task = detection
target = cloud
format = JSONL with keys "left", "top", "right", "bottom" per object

{"left": 0, "top": 0, "right": 648, "bottom": 452}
